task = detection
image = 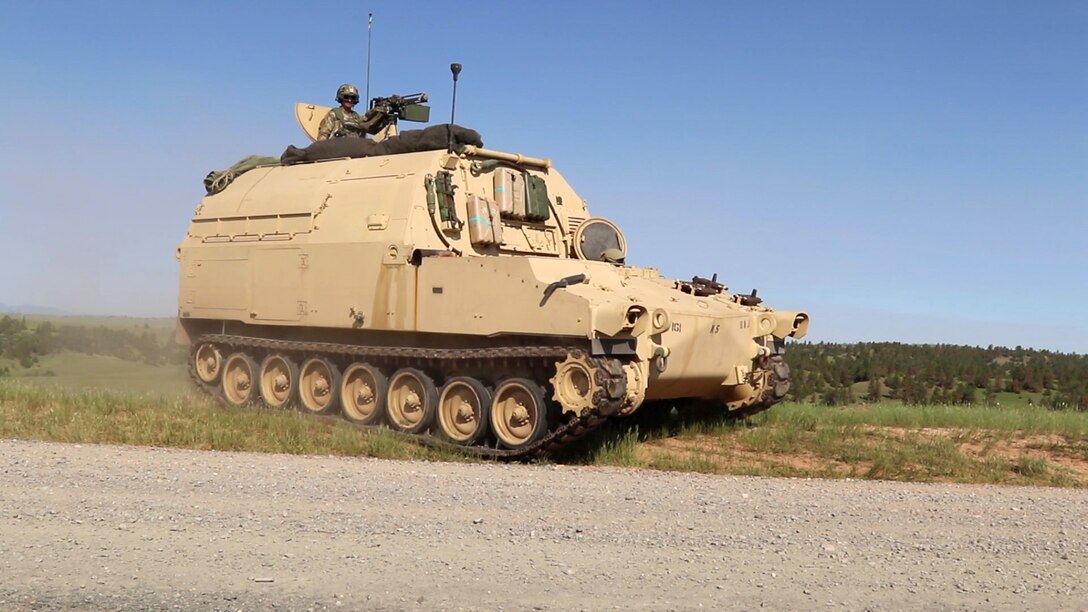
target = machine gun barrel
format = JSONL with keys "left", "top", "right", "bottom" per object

{"left": 399, "top": 92, "right": 428, "bottom": 104}
{"left": 369, "top": 92, "right": 429, "bottom": 110}
{"left": 366, "top": 92, "right": 431, "bottom": 128}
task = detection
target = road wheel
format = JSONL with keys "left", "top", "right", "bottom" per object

{"left": 437, "top": 377, "right": 492, "bottom": 445}
{"left": 192, "top": 342, "right": 223, "bottom": 385}
{"left": 386, "top": 368, "right": 438, "bottom": 434}
{"left": 491, "top": 378, "right": 549, "bottom": 450}
{"left": 340, "top": 363, "right": 387, "bottom": 425}
{"left": 222, "top": 352, "right": 258, "bottom": 406}
{"left": 298, "top": 358, "right": 341, "bottom": 415}
{"left": 259, "top": 354, "right": 299, "bottom": 409}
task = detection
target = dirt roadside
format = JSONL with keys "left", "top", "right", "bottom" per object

{"left": 1, "top": 439, "right": 1086, "bottom": 610}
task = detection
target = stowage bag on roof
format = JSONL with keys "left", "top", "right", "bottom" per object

{"left": 203, "top": 155, "right": 281, "bottom": 195}
{"left": 280, "top": 124, "right": 483, "bottom": 164}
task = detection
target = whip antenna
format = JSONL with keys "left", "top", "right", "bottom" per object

{"left": 448, "top": 62, "right": 462, "bottom": 153}
{"left": 365, "top": 13, "right": 373, "bottom": 102}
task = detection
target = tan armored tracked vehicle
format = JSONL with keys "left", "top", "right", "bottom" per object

{"left": 178, "top": 70, "right": 809, "bottom": 458}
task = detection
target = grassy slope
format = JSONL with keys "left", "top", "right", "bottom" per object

{"left": 3, "top": 315, "right": 186, "bottom": 394}
{"left": 2, "top": 318, "right": 1084, "bottom": 487}
{"left": 579, "top": 401, "right": 1088, "bottom": 487}
{"left": 2, "top": 374, "right": 1086, "bottom": 487}
{"left": 20, "top": 314, "right": 176, "bottom": 332}
{"left": 9, "top": 351, "right": 191, "bottom": 395}
{"left": 0, "top": 381, "right": 457, "bottom": 463}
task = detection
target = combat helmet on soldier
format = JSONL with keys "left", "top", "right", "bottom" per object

{"left": 336, "top": 84, "right": 360, "bottom": 104}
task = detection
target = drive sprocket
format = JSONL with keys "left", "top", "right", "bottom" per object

{"left": 551, "top": 352, "right": 602, "bottom": 417}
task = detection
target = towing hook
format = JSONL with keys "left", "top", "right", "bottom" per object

{"left": 652, "top": 346, "right": 670, "bottom": 372}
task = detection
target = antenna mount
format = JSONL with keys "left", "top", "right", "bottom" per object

{"left": 447, "top": 63, "right": 462, "bottom": 153}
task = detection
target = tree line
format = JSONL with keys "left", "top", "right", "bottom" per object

{"left": 3, "top": 314, "right": 1086, "bottom": 410}
{"left": 0, "top": 315, "right": 184, "bottom": 371}
{"left": 787, "top": 341, "right": 1088, "bottom": 410}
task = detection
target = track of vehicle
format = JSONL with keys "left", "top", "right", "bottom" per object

{"left": 188, "top": 333, "right": 791, "bottom": 460}
{"left": 187, "top": 333, "right": 625, "bottom": 460}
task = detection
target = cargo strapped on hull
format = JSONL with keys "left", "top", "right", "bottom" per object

{"left": 467, "top": 194, "right": 502, "bottom": 246}
{"left": 476, "top": 162, "right": 551, "bottom": 223}
{"left": 523, "top": 173, "right": 551, "bottom": 222}
{"left": 492, "top": 168, "right": 525, "bottom": 219}
{"left": 432, "top": 171, "right": 463, "bottom": 228}
{"left": 203, "top": 155, "right": 281, "bottom": 195}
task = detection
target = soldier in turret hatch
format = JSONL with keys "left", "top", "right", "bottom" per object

{"left": 317, "top": 84, "right": 380, "bottom": 140}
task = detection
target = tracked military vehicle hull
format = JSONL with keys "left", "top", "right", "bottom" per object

{"left": 178, "top": 139, "right": 808, "bottom": 458}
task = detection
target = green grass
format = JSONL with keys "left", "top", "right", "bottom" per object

{"left": 4, "top": 316, "right": 1083, "bottom": 486}
{"left": 590, "top": 427, "right": 642, "bottom": 467}
{"left": 990, "top": 390, "right": 1045, "bottom": 409}
{"left": 0, "top": 380, "right": 466, "bottom": 463}
{"left": 8, "top": 351, "right": 191, "bottom": 395}
{"left": 577, "top": 401, "right": 1088, "bottom": 488}
{"left": 4, "top": 371, "right": 1087, "bottom": 488}
{"left": 20, "top": 314, "right": 176, "bottom": 333}
{"left": 761, "top": 401, "right": 1088, "bottom": 437}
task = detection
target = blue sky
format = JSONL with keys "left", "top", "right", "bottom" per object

{"left": 0, "top": 1, "right": 1085, "bottom": 353}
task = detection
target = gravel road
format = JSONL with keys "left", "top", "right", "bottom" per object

{"left": 1, "top": 439, "right": 1086, "bottom": 611}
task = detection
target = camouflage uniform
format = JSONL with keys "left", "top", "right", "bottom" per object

{"left": 317, "top": 107, "right": 369, "bottom": 140}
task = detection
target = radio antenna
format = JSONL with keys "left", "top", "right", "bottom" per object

{"left": 448, "top": 62, "right": 462, "bottom": 153}
{"left": 365, "top": 13, "right": 373, "bottom": 102}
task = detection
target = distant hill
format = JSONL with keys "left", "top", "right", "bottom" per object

{"left": 788, "top": 341, "right": 1088, "bottom": 410}
{"left": 0, "top": 314, "right": 183, "bottom": 373}
{"left": 0, "top": 303, "right": 69, "bottom": 316}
